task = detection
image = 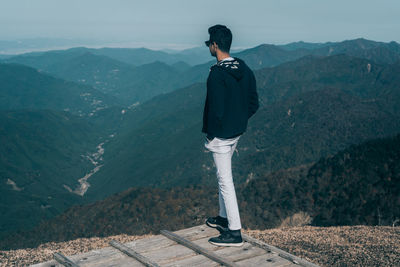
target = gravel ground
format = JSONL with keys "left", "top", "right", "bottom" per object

{"left": 0, "top": 226, "right": 399, "bottom": 266}
{"left": 246, "top": 226, "right": 400, "bottom": 267}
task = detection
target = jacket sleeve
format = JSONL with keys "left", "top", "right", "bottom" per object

{"left": 207, "top": 68, "right": 225, "bottom": 124}
{"left": 248, "top": 70, "right": 259, "bottom": 118}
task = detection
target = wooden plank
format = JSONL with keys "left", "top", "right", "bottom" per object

{"left": 53, "top": 252, "right": 79, "bottom": 267}
{"left": 182, "top": 228, "right": 219, "bottom": 242}
{"left": 161, "top": 229, "right": 240, "bottom": 267}
{"left": 235, "top": 253, "right": 295, "bottom": 267}
{"left": 163, "top": 254, "right": 220, "bottom": 267}
{"left": 156, "top": 236, "right": 226, "bottom": 265}
{"left": 173, "top": 224, "right": 210, "bottom": 235}
{"left": 32, "top": 246, "right": 144, "bottom": 267}
{"left": 123, "top": 235, "right": 175, "bottom": 254}
{"left": 242, "top": 234, "right": 320, "bottom": 267}
{"left": 109, "top": 240, "right": 160, "bottom": 267}
{"left": 141, "top": 242, "right": 197, "bottom": 265}
{"left": 78, "top": 255, "right": 144, "bottom": 267}
{"left": 174, "top": 225, "right": 218, "bottom": 241}
{"left": 34, "top": 232, "right": 200, "bottom": 267}
{"left": 65, "top": 247, "right": 144, "bottom": 267}
{"left": 213, "top": 241, "right": 268, "bottom": 262}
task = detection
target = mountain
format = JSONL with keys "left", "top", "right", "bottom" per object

{"left": 2, "top": 46, "right": 212, "bottom": 68}
{"left": 0, "top": 63, "right": 118, "bottom": 116}
{"left": 243, "top": 133, "right": 400, "bottom": 229}
{"left": 3, "top": 133, "right": 398, "bottom": 250}
{"left": 234, "top": 39, "right": 400, "bottom": 70}
{"left": 42, "top": 52, "right": 187, "bottom": 106}
{"left": 0, "top": 55, "right": 12, "bottom": 60}
{"left": 81, "top": 54, "right": 400, "bottom": 202}
{"left": 32, "top": 51, "right": 136, "bottom": 95}
{"left": 2, "top": 43, "right": 400, "bottom": 244}
{"left": 93, "top": 47, "right": 213, "bottom": 66}
{"left": 0, "top": 38, "right": 100, "bottom": 54}
{"left": 91, "top": 47, "right": 179, "bottom": 66}
{"left": 170, "top": 61, "right": 192, "bottom": 72}
{"left": 277, "top": 41, "right": 333, "bottom": 51}
{"left": 4, "top": 39, "right": 399, "bottom": 107}
{"left": 3, "top": 51, "right": 192, "bottom": 106}
{"left": 300, "top": 134, "right": 400, "bottom": 227}
{"left": 254, "top": 54, "right": 388, "bottom": 104}
{"left": 311, "top": 38, "right": 400, "bottom": 64}
{"left": 2, "top": 47, "right": 90, "bottom": 71}
{"left": 0, "top": 110, "right": 103, "bottom": 239}
{"left": 233, "top": 44, "right": 309, "bottom": 69}
{"left": 241, "top": 88, "right": 400, "bottom": 177}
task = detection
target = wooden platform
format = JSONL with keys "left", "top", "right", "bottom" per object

{"left": 30, "top": 225, "right": 319, "bottom": 267}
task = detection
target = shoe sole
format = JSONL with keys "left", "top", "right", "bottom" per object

{"left": 205, "top": 221, "right": 228, "bottom": 232}
{"left": 208, "top": 240, "right": 244, "bottom": 247}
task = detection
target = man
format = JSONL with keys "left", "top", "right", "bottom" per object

{"left": 203, "top": 24, "right": 259, "bottom": 246}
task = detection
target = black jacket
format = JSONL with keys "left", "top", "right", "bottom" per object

{"left": 202, "top": 57, "right": 259, "bottom": 138}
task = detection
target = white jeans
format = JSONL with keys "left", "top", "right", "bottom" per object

{"left": 205, "top": 136, "right": 242, "bottom": 230}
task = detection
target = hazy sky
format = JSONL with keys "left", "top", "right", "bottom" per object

{"left": 1, "top": 0, "right": 399, "bottom": 49}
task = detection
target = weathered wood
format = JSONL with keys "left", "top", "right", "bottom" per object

{"left": 213, "top": 241, "right": 267, "bottom": 262}
{"left": 140, "top": 242, "right": 197, "bottom": 265}
{"left": 32, "top": 246, "right": 144, "bottom": 267}
{"left": 124, "top": 235, "right": 175, "bottom": 254}
{"left": 242, "top": 234, "right": 320, "bottom": 267}
{"left": 160, "top": 229, "right": 240, "bottom": 267}
{"left": 235, "top": 253, "right": 295, "bottom": 267}
{"left": 163, "top": 254, "right": 220, "bottom": 267}
{"left": 32, "top": 225, "right": 320, "bottom": 267}
{"left": 53, "top": 252, "right": 79, "bottom": 267}
{"left": 78, "top": 255, "right": 144, "bottom": 267}
{"left": 109, "top": 240, "right": 160, "bottom": 267}
{"left": 173, "top": 224, "right": 217, "bottom": 241}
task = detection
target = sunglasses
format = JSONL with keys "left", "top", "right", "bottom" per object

{"left": 205, "top": 40, "right": 214, "bottom": 47}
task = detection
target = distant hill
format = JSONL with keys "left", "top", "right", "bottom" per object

{"left": 277, "top": 41, "right": 333, "bottom": 51}
{"left": 93, "top": 47, "right": 213, "bottom": 66}
{"left": 254, "top": 54, "right": 393, "bottom": 104}
{"left": 3, "top": 134, "right": 398, "bottom": 250}
{"left": 234, "top": 38, "right": 400, "bottom": 69}
{"left": 311, "top": 38, "right": 400, "bottom": 64}
{"left": 178, "top": 39, "right": 400, "bottom": 86}
{"left": 4, "top": 39, "right": 399, "bottom": 107}
{"left": 0, "top": 110, "right": 103, "bottom": 239}
{"left": 2, "top": 46, "right": 213, "bottom": 68}
{"left": 0, "top": 63, "right": 118, "bottom": 116}
{"left": 3, "top": 51, "right": 194, "bottom": 106}
{"left": 233, "top": 44, "right": 309, "bottom": 69}
{"left": 82, "top": 54, "right": 400, "bottom": 201}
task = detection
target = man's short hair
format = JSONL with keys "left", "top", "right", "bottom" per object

{"left": 208, "top": 24, "right": 232, "bottom": 53}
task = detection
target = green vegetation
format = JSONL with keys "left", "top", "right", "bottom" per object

{"left": 0, "top": 38, "right": 400, "bottom": 247}
{"left": 0, "top": 110, "right": 102, "bottom": 238}
{"left": 2, "top": 134, "right": 398, "bottom": 250}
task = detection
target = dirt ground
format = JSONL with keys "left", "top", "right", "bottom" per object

{"left": 0, "top": 226, "right": 399, "bottom": 266}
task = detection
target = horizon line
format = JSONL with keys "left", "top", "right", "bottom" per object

{"left": 1, "top": 37, "right": 399, "bottom": 56}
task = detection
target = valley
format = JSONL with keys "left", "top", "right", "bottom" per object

{"left": 0, "top": 38, "right": 399, "bottom": 248}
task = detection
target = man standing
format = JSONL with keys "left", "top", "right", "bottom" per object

{"left": 203, "top": 24, "right": 259, "bottom": 246}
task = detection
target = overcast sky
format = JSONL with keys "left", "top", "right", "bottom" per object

{"left": 1, "top": 0, "right": 399, "bottom": 50}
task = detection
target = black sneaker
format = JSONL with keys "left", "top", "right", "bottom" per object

{"left": 206, "top": 216, "right": 228, "bottom": 231}
{"left": 208, "top": 229, "right": 243, "bottom": 247}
